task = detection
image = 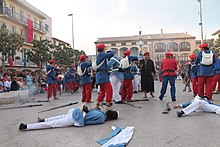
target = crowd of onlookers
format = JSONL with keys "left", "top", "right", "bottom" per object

{"left": 0, "top": 70, "right": 47, "bottom": 95}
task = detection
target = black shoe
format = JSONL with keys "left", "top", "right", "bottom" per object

{"left": 54, "top": 97, "right": 59, "bottom": 100}
{"left": 133, "top": 91, "right": 138, "bottom": 93}
{"left": 159, "top": 96, "right": 163, "bottom": 100}
{"left": 172, "top": 99, "right": 176, "bottom": 102}
{"left": 176, "top": 111, "right": 184, "bottom": 117}
{"left": 101, "top": 102, "right": 113, "bottom": 106}
{"left": 38, "top": 117, "right": 45, "bottom": 122}
{"left": 19, "top": 123, "right": 27, "bottom": 130}
{"left": 115, "top": 101, "right": 123, "bottom": 104}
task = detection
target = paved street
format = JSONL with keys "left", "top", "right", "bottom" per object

{"left": 0, "top": 80, "right": 220, "bottom": 147}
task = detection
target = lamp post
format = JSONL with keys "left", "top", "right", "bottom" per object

{"left": 68, "top": 14, "right": 74, "bottom": 49}
{"left": 198, "top": 0, "right": 204, "bottom": 43}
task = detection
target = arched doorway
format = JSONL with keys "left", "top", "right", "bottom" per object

{"left": 110, "top": 48, "right": 119, "bottom": 57}
{"left": 130, "top": 47, "right": 139, "bottom": 56}
{"left": 120, "top": 47, "right": 128, "bottom": 56}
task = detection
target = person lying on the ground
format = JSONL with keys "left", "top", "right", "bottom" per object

{"left": 19, "top": 105, "right": 119, "bottom": 131}
{"left": 174, "top": 95, "right": 220, "bottom": 117}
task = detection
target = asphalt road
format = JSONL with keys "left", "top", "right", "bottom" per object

{"left": 0, "top": 80, "right": 220, "bottom": 147}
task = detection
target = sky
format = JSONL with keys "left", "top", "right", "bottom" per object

{"left": 26, "top": 0, "right": 220, "bottom": 55}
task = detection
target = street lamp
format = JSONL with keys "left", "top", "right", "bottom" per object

{"left": 68, "top": 14, "right": 74, "bottom": 49}
{"left": 198, "top": 0, "right": 204, "bottom": 43}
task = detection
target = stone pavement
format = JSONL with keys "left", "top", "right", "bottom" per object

{"left": 0, "top": 81, "right": 220, "bottom": 147}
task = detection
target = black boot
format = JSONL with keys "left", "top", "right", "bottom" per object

{"left": 19, "top": 123, "right": 27, "bottom": 130}
{"left": 38, "top": 117, "right": 45, "bottom": 122}
{"left": 176, "top": 111, "right": 184, "bottom": 117}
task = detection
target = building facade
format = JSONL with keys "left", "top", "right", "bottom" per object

{"left": 95, "top": 31, "right": 196, "bottom": 65}
{"left": 0, "top": 0, "right": 52, "bottom": 71}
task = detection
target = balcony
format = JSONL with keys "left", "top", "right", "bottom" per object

{"left": 0, "top": 7, "right": 46, "bottom": 33}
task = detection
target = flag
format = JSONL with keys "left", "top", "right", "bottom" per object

{"left": 27, "top": 18, "right": 33, "bottom": 43}
{"left": 9, "top": 57, "right": 13, "bottom": 68}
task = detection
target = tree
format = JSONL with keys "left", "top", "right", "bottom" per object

{"left": 53, "top": 43, "right": 85, "bottom": 66}
{"left": 209, "top": 34, "right": 220, "bottom": 56}
{"left": 0, "top": 26, "right": 24, "bottom": 73}
{"left": 28, "top": 39, "right": 52, "bottom": 72}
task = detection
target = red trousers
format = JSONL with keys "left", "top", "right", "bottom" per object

{"left": 48, "top": 84, "right": 56, "bottom": 98}
{"left": 121, "top": 79, "right": 133, "bottom": 100}
{"left": 68, "top": 82, "right": 73, "bottom": 92}
{"left": 82, "top": 83, "right": 92, "bottom": 103}
{"left": 212, "top": 74, "right": 220, "bottom": 91}
{"left": 191, "top": 78, "right": 198, "bottom": 95}
{"left": 97, "top": 82, "right": 113, "bottom": 103}
{"left": 57, "top": 83, "right": 61, "bottom": 92}
{"left": 65, "top": 83, "right": 70, "bottom": 92}
{"left": 198, "top": 76, "right": 213, "bottom": 100}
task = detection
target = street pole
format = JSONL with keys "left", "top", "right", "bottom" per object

{"left": 68, "top": 14, "right": 74, "bottom": 49}
{"left": 198, "top": 0, "right": 204, "bottom": 44}
{"left": 68, "top": 13, "right": 75, "bottom": 64}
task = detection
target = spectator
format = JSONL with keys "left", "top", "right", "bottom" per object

{"left": 10, "top": 77, "right": 20, "bottom": 91}
{"left": 3, "top": 77, "right": 10, "bottom": 92}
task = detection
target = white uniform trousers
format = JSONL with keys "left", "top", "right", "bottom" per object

{"left": 182, "top": 97, "right": 220, "bottom": 115}
{"left": 27, "top": 108, "right": 76, "bottom": 130}
{"left": 132, "top": 75, "right": 139, "bottom": 92}
{"left": 110, "top": 75, "right": 122, "bottom": 102}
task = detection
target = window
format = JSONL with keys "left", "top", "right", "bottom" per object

{"left": 121, "top": 43, "right": 126, "bottom": 46}
{"left": 180, "top": 53, "right": 189, "bottom": 63}
{"left": 179, "top": 42, "right": 190, "bottom": 51}
{"left": 0, "top": 21, "right": 7, "bottom": 29}
{"left": 167, "top": 42, "right": 178, "bottom": 52}
{"left": 155, "top": 54, "right": 165, "bottom": 65}
{"left": 40, "top": 37, "right": 42, "bottom": 41}
{"left": 20, "top": 29, "right": 23, "bottom": 35}
{"left": 111, "top": 43, "right": 116, "bottom": 46}
{"left": 34, "top": 34, "right": 37, "bottom": 40}
{"left": 19, "top": 10, "right": 23, "bottom": 22}
{"left": 34, "top": 18, "right": 37, "bottom": 28}
{"left": 155, "top": 43, "right": 166, "bottom": 52}
{"left": 132, "top": 42, "right": 136, "bottom": 45}
{"left": 45, "top": 24, "right": 49, "bottom": 32}
{"left": 144, "top": 42, "right": 148, "bottom": 45}
{"left": 11, "top": 25, "right": 16, "bottom": 33}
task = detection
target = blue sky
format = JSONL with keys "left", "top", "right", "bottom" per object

{"left": 26, "top": 0, "right": 220, "bottom": 55}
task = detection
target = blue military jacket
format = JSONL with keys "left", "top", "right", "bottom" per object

{"left": 187, "top": 62, "right": 198, "bottom": 79}
{"left": 122, "top": 56, "right": 138, "bottom": 80}
{"left": 107, "top": 56, "right": 123, "bottom": 80}
{"left": 195, "top": 50, "right": 216, "bottom": 76}
{"left": 96, "top": 51, "right": 115, "bottom": 85}
{"left": 78, "top": 62, "right": 92, "bottom": 85}
{"left": 46, "top": 65, "right": 56, "bottom": 84}
{"left": 214, "top": 58, "right": 220, "bottom": 74}
{"left": 65, "top": 67, "right": 75, "bottom": 83}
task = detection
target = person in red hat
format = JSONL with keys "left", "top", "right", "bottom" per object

{"left": 120, "top": 49, "right": 138, "bottom": 101}
{"left": 212, "top": 54, "right": 220, "bottom": 94}
{"left": 195, "top": 43, "right": 216, "bottom": 100}
{"left": 94, "top": 44, "right": 115, "bottom": 110}
{"left": 77, "top": 54, "right": 92, "bottom": 103}
{"left": 159, "top": 52, "right": 177, "bottom": 101}
{"left": 139, "top": 52, "right": 156, "bottom": 99}
{"left": 187, "top": 54, "right": 198, "bottom": 96}
{"left": 46, "top": 60, "right": 58, "bottom": 101}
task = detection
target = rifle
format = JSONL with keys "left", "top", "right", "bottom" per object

{"left": 127, "top": 99, "right": 149, "bottom": 102}
{"left": 121, "top": 101, "right": 142, "bottom": 108}
{"left": 0, "top": 104, "right": 43, "bottom": 110}
{"left": 38, "top": 101, "right": 78, "bottom": 113}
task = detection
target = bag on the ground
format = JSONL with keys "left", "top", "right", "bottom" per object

{"left": 92, "top": 59, "right": 105, "bottom": 71}
{"left": 120, "top": 56, "right": 130, "bottom": 69}
{"left": 201, "top": 50, "right": 213, "bottom": 65}
{"left": 77, "top": 65, "right": 86, "bottom": 76}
